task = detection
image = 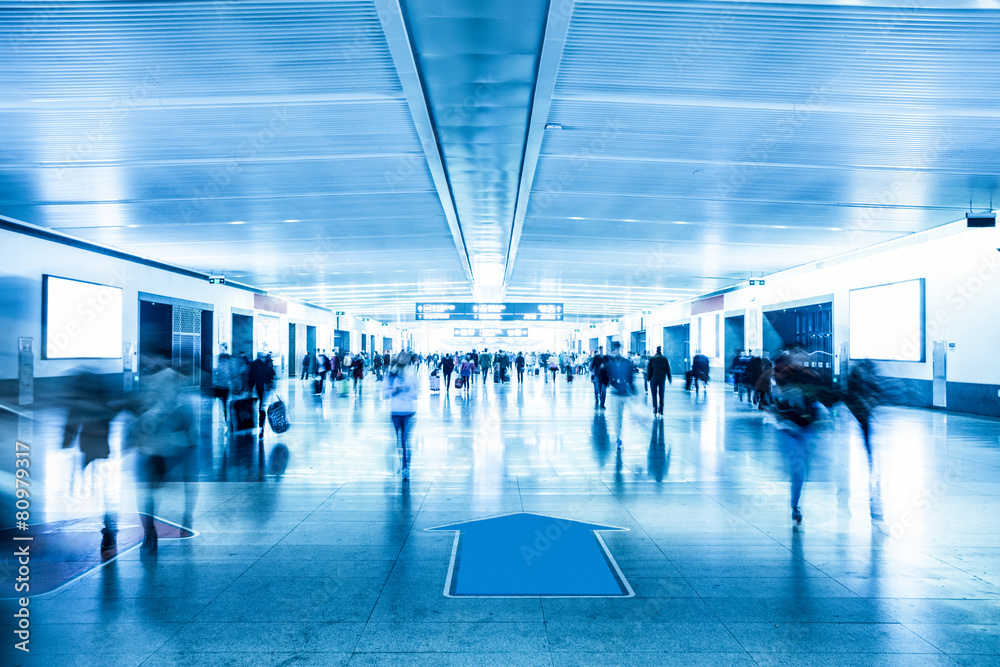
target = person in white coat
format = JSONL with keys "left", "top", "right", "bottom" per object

{"left": 382, "top": 352, "right": 418, "bottom": 480}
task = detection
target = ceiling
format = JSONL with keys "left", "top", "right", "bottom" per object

{"left": 2, "top": 0, "right": 999, "bottom": 322}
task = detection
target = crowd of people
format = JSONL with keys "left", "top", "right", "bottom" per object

{"left": 54, "top": 337, "right": 890, "bottom": 557}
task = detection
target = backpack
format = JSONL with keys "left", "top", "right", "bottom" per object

{"left": 266, "top": 396, "right": 291, "bottom": 434}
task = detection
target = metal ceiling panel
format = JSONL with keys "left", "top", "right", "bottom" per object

{"left": 0, "top": 0, "right": 473, "bottom": 320}
{"left": 399, "top": 0, "right": 549, "bottom": 298}
{"left": 506, "top": 0, "right": 1000, "bottom": 319}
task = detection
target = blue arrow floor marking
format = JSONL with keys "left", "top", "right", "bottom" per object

{"left": 427, "top": 512, "right": 635, "bottom": 598}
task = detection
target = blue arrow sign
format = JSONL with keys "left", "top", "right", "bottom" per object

{"left": 427, "top": 512, "right": 634, "bottom": 597}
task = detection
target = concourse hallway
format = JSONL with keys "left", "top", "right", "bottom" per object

{"left": 3, "top": 371, "right": 999, "bottom": 665}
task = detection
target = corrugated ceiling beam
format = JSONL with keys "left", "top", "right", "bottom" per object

{"left": 501, "top": 0, "right": 573, "bottom": 296}
{"left": 375, "top": 0, "right": 474, "bottom": 285}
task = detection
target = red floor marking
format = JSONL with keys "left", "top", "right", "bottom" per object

{"left": 0, "top": 513, "right": 195, "bottom": 598}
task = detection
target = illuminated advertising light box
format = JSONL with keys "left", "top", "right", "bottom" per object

{"left": 43, "top": 275, "right": 124, "bottom": 359}
{"left": 849, "top": 278, "right": 925, "bottom": 362}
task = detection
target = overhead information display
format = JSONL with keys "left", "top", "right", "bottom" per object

{"left": 453, "top": 328, "right": 529, "bottom": 338}
{"left": 416, "top": 303, "right": 563, "bottom": 321}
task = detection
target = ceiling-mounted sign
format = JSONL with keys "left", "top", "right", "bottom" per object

{"left": 453, "top": 328, "right": 529, "bottom": 338}
{"left": 416, "top": 303, "right": 563, "bottom": 321}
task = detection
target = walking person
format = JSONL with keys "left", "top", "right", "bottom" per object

{"left": 844, "top": 359, "right": 888, "bottom": 519}
{"left": 441, "top": 353, "right": 455, "bottom": 393}
{"left": 769, "top": 349, "right": 826, "bottom": 529}
{"left": 249, "top": 353, "right": 275, "bottom": 426}
{"left": 63, "top": 368, "right": 121, "bottom": 553}
{"left": 515, "top": 352, "right": 526, "bottom": 382}
{"left": 479, "top": 348, "right": 492, "bottom": 384}
{"left": 300, "top": 351, "right": 312, "bottom": 380}
{"left": 127, "top": 355, "right": 199, "bottom": 553}
{"left": 755, "top": 355, "right": 774, "bottom": 409}
{"left": 647, "top": 346, "right": 672, "bottom": 419}
{"left": 383, "top": 352, "right": 418, "bottom": 481}
{"left": 470, "top": 349, "right": 479, "bottom": 387}
{"left": 351, "top": 354, "right": 365, "bottom": 393}
{"left": 686, "top": 351, "right": 710, "bottom": 393}
{"left": 591, "top": 347, "right": 609, "bottom": 409}
{"left": 606, "top": 342, "right": 635, "bottom": 450}
{"left": 316, "top": 350, "right": 330, "bottom": 393}
{"left": 459, "top": 353, "right": 474, "bottom": 397}
{"left": 496, "top": 350, "right": 510, "bottom": 383}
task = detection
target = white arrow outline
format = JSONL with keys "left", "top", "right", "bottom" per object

{"left": 427, "top": 512, "right": 635, "bottom": 599}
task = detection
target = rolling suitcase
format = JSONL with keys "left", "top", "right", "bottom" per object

{"left": 429, "top": 374, "right": 441, "bottom": 392}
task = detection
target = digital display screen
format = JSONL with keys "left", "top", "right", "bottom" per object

{"left": 43, "top": 275, "right": 123, "bottom": 359}
{"left": 416, "top": 303, "right": 563, "bottom": 321}
{"left": 453, "top": 328, "right": 529, "bottom": 338}
{"left": 849, "top": 279, "right": 924, "bottom": 362}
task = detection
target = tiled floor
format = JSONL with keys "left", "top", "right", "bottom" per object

{"left": 3, "top": 368, "right": 1000, "bottom": 666}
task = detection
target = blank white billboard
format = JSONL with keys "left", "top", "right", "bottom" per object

{"left": 43, "top": 275, "right": 123, "bottom": 359}
{"left": 849, "top": 279, "right": 924, "bottom": 362}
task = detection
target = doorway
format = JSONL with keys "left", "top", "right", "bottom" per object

{"left": 724, "top": 315, "right": 745, "bottom": 372}
{"left": 662, "top": 324, "right": 690, "bottom": 373}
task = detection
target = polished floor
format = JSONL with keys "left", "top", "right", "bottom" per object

{"left": 3, "top": 368, "right": 1000, "bottom": 666}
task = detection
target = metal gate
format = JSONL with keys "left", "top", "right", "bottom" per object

{"left": 172, "top": 306, "right": 201, "bottom": 385}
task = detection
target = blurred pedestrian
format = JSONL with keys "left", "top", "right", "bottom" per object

{"left": 62, "top": 368, "right": 120, "bottom": 552}
{"left": 844, "top": 359, "right": 889, "bottom": 519}
{"left": 127, "top": 356, "right": 199, "bottom": 553}
{"left": 384, "top": 352, "right": 418, "bottom": 481}
{"left": 769, "top": 349, "right": 826, "bottom": 529}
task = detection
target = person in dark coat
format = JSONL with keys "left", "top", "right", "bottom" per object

{"left": 743, "top": 354, "right": 764, "bottom": 404}
{"left": 646, "top": 346, "right": 672, "bottom": 419}
{"left": 300, "top": 352, "right": 312, "bottom": 380}
{"left": 351, "top": 355, "right": 365, "bottom": 393}
{"left": 844, "top": 359, "right": 889, "bottom": 518}
{"left": 249, "top": 353, "right": 275, "bottom": 422}
{"left": 441, "top": 353, "right": 455, "bottom": 392}
{"left": 591, "top": 347, "right": 610, "bottom": 408}
{"left": 693, "top": 353, "right": 709, "bottom": 388}
{"left": 515, "top": 352, "right": 526, "bottom": 382}
{"left": 63, "top": 369, "right": 120, "bottom": 552}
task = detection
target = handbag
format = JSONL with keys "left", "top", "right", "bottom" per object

{"left": 266, "top": 396, "right": 291, "bottom": 434}
{"left": 455, "top": 377, "right": 464, "bottom": 389}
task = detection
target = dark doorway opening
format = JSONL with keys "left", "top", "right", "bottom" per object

{"left": 663, "top": 324, "right": 690, "bottom": 374}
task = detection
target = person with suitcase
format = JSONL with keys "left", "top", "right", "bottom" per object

{"left": 441, "top": 353, "right": 455, "bottom": 393}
